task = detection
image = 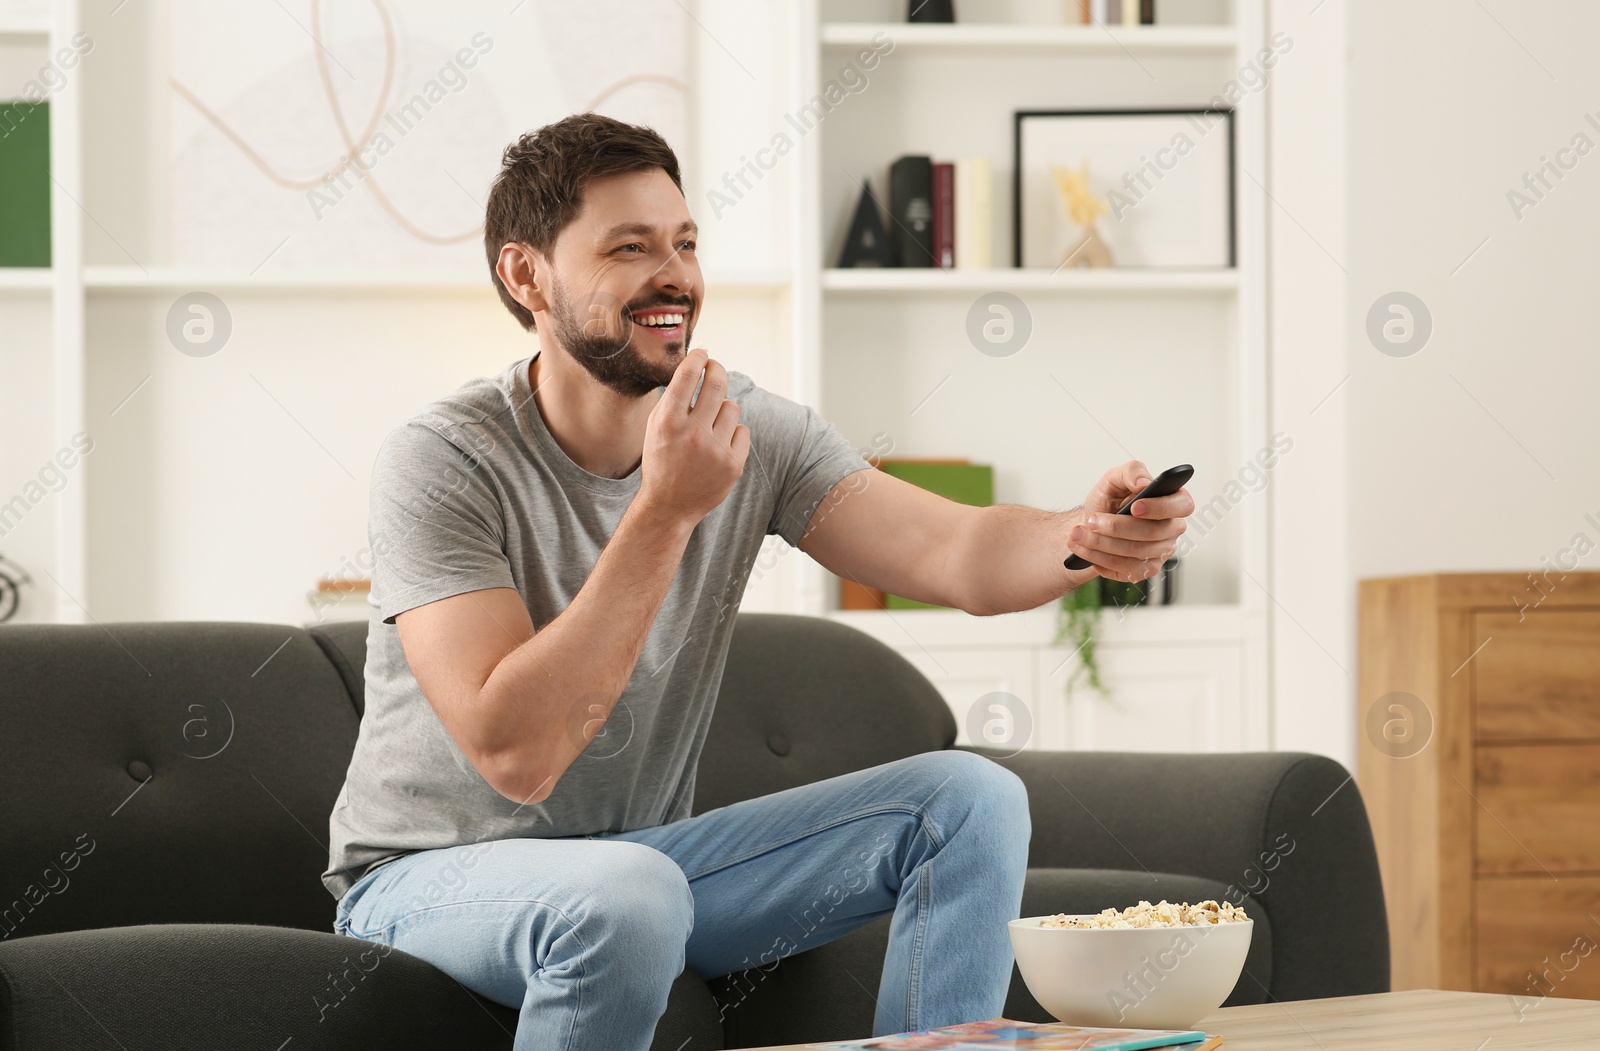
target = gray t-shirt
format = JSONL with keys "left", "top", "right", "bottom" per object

{"left": 322, "top": 354, "right": 871, "bottom": 901}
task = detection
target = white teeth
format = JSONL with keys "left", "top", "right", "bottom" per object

{"left": 634, "top": 312, "right": 685, "bottom": 327}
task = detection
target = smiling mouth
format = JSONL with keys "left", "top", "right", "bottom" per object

{"left": 629, "top": 310, "right": 688, "bottom": 330}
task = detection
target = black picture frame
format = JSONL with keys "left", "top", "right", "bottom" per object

{"left": 1012, "top": 107, "right": 1236, "bottom": 269}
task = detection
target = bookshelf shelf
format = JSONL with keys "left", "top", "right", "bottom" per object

{"left": 829, "top": 603, "right": 1244, "bottom": 649}
{"left": 822, "top": 267, "right": 1238, "bottom": 295}
{"left": 0, "top": 267, "right": 53, "bottom": 290}
{"left": 0, "top": 20, "right": 50, "bottom": 38}
{"left": 82, "top": 266, "right": 792, "bottom": 294}
{"left": 820, "top": 23, "right": 1239, "bottom": 54}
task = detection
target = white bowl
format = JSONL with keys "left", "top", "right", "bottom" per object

{"left": 1007, "top": 915, "right": 1253, "bottom": 1030}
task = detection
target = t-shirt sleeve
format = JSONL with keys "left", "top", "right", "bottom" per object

{"left": 367, "top": 420, "right": 517, "bottom": 625}
{"left": 749, "top": 385, "right": 875, "bottom": 548}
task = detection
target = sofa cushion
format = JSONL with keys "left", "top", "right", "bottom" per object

{"left": 693, "top": 614, "right": 957, "bottom": 813}
{"left": 705, "top": 867, "right": 1267, "bottom": 1048}
{"left": 0, "top": 623, "right": 360, "bottom": 938}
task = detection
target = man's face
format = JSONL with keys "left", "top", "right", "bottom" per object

{"left": 540, "top": 168, "right": 702, "bottom": 398}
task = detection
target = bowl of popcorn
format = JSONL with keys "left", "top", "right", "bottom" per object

{"left": 1007, "top": 899, "right": 1253, "bottom": 1030}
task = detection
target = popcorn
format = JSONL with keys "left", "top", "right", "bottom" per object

{"left": 1040, "top": 899, "right": 1249, "bottom": 929}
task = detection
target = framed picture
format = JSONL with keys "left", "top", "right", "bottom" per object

{"left": 1013, "top": 108, "right": 1235, "bottom": 269}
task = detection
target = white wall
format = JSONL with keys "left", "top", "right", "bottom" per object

{"left": 1347, "top": 0, "right": 1600, "bottom": 581}
{"left": 1266, "top": 0, "right": 1351, "bottom": 765}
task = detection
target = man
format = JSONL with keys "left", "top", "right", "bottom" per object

{"left": 324, "top": 113, "right": 1192, "bottom": 1050}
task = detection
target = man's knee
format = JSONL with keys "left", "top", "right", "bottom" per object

{"left": 910, "top": 750, "right": 1031, "bottom": 836}
{"left": 584, "top": 841, "right": 695, "bottom": 940}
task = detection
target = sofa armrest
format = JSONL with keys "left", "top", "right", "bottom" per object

{"left": 0, "top": 923, "right": 518, "bottom": 1050}
{"left": 959, "top": 746, "right": 1390, "bottom": 1001}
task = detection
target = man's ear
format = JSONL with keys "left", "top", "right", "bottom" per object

{"left": 496, "top": 242, "right": 550, "bottom": 317}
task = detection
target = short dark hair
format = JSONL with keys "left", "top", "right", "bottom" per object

{"left": 484, "top": 113, "right": 684, "bottom": 331}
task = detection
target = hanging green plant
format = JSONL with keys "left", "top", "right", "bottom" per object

{"left": 1053, "top": 580, "right": 1108, "bottom": 700}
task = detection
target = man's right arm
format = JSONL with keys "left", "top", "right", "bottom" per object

{"left": 394, "top": 349, "right": 750, "bottom": 806}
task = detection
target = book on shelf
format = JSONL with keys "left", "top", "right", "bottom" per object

{"left": 883, "top": 459, "right": 991, "bottom": 610}
{"left": 806, "top": 1017, "right": 1215, "bottom": 1050}
{"left": 932, "top": 161, "right": 954, "bottom": 270}
{"left": 889, "top": 155, "right": 935, "bottom": 268}
{"left": 0, "top": 101, "right": 51, "bottom": 267}
{"left": 1089, "top": 0, "right": 1155, "bottom": 25}
{"left": 955, "top": 155, "right": 993, "bottom": 270}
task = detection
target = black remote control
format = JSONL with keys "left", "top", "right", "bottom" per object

{"left": 1064, "top": 464, "right": 1194, "bottom": 571}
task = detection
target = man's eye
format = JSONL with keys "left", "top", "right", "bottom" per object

{"left": 677, "top": 241, "right": 696, "bottom": 252}
{"left": 617, "top": 243, "right": 645, "bottom": 254}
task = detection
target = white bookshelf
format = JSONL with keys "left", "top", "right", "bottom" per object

{"left": 822, "top": 267, "right": 1239, "bottom": 294}
{"left": 9, "top": 0, "right": 1277, "bottom": 752}
{"left": 820, "top": 22, "right": 1239, "bottom": 53}
{"left": 0, "top": 267, "right": 53, "bottom": 289}
{"left": 788, "top": 0, "right": 1273, "bottom": 752}
{"left": 81, "top": 266, "right": 792, "bottom": 294}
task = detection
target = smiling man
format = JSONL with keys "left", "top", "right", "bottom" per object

{"left": 323, "top": 114, "right": 1192, "bottom": 1051}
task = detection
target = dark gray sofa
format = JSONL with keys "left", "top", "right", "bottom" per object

{"left": 0, "top": 613, "right": 1388, "bottom": 1049}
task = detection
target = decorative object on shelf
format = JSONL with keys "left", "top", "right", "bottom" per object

{"left": 1054, "top": 579, "right": 1107, "bottom": 698}
{"left": 880, "top": 459, "right": 992, "bottom": 609}
{"left": 0, "top": 101, "right": 50, "bottom": 267}
{"left": 1015, "top": 109, "right": 1235, "bottom": 268}
{"left": 1098, "top": 576, "right": 1148, "bottom": 609}
{"left": 954, "top": 155, "right": 993, "bottom": 270}
{"left": 907, "top": 0, "right": 955, "bottom": 23}
{"left": 838, "top": 178, "right": 895, "bottom": 268}
{"left": 1050, "top": 161, "right": 1114, "bottom": 269}
{"left": 1103, "top": 558, "right": 1181, "bottom": 606}
{"left": 1155, "top": 556, "right": 1180, "bottom": 605}
{"left": 889, "top": 155, "right": 936, "bottom": 267}
{"left": 1141, "top": 0, "right": 1157, "bottom": 23}
{"left": 0, "top": 554, "right": 31, "bottom": 623}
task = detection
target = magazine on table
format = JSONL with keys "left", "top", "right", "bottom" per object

{"left": 805, "top": 1017, "right": 1221, "bottom": 1050}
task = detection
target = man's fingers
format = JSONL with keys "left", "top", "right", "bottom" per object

{"left": 690, "top": 358, "right": 729, "bottom": 421}
{"left": 1117, "top": 460, "right": 1152, "bottom": 493}
{"left": 728, "top": 423, "right": 752, "bottom": 467}
{"left": 711, "top": 397, "right": 741, "bottom": 443}
{"left": 1129, "top": 489, "right": 1195, "bottom": 519}
{"left": 662, "top": 347, "right": 709, "bottom": 411}
{"left": 1083, "top": 511, "right": 1186, "bottom": 543}
{"left": 1076, "top": 549, "right": 1169, "bottom": 583}
{"left": 1070, "top": 526, "right": 1178, "bottom": 562}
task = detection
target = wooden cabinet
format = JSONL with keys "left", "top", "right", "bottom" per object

{"left": 1359, "top": 573, "right": 1600, "bottom": 1000}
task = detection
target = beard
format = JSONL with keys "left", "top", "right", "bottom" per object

{"left": 547, "top": 278, "right": 696, "bottom": 398}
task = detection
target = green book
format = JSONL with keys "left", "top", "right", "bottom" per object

{"left": 880, "top": 461, "right": 993, "bottom": 610}
{"left": 0, "top": 100, "right": 51, "bottom": 267}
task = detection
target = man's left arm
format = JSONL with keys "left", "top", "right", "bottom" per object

{"left": 798, "top": 460, "right": 1193, "bottom": 617}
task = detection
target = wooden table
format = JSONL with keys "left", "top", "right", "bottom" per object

{"left": 745, "top": 990, "right": 1600, "bottom": 1049}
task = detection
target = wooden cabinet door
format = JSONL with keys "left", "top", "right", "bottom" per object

{"left": 1474, "top": 610, "right": 1600, "bottom": 742}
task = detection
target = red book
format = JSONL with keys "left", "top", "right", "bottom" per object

{"left": 932, "top": 161, "right": 954, "bottom": 270}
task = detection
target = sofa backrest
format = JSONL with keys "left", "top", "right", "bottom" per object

{"left": 0, "top": 622, "right": 361, "bottom": 941}
{"left": 1, "top": 613, "right": 954, "bottom": 939}
{"left": 308, "top": 612, "right": 959, "bottom": 815}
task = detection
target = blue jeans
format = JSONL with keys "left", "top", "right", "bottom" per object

{"left": 333, "top": 749, "right": 1031, "bottom": 1051}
